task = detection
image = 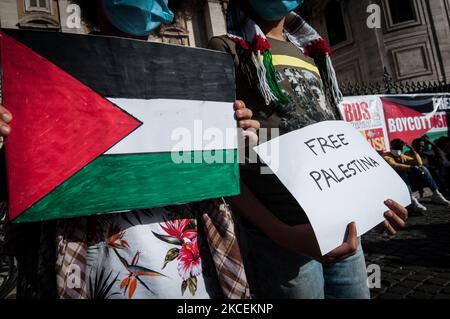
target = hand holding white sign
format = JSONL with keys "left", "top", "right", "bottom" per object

{"left": 254, "top": 121, "right": 411, "bottom": 255}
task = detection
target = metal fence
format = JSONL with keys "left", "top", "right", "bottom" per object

{"left": 340, "top": 68, "right": 450, "bottom": 96}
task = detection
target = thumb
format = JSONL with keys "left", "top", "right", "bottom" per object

{"left": 345, "top": 222, "right": 358, "bottom": 248}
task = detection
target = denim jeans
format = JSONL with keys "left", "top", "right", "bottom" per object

{"left": 238, "top": 221, "right": 370, "bottom": 299}
{"left": 398, "top": 166, "right": 438, "bottom": 194}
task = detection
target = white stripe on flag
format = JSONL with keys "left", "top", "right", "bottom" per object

{"left": 105, "top": 99, "right": 238, "bottom": 155}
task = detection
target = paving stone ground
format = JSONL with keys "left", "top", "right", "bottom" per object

{"left": 362, "top": 192, "right": 450, "bottom": 299}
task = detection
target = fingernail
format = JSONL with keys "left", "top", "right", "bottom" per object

{"left": 1, "top": 125, "right": 10, "bottom": 134}
{"left": 1, "top": 113, "right": 11, "bottom": 122}
{"left": 385, "top": 211, "right": 393, "bottom": 217}
{"left": 385, "top": 199, "right": 392, "bottom": 205}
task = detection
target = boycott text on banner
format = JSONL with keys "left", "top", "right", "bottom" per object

{"left": 382, "top": 94, "right": 449, "bottom": 144}
{"left": 339, "top": 96, "right": 390, "bottom": 152}
{"left": 254, "top": 121, "right": 411, "bottom": 255}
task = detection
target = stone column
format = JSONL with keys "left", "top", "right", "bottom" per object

{"left": 426, "top": 0, "right": 450, "bottom": 81}
{"left": 0, "top": 0, "right": 19, "bottom": 29}
{"left": 203, "top": 0, "right": 227, "bottom": 40}
{"left": 58, "top": 0, "right": 89, "bottom": 34}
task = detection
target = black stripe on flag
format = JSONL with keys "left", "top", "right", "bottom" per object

{"left": 1, "top": 29, "right": 235, "bottom": 102}
{"left": 381, "top": 95, "right": 437, "bottom": 113}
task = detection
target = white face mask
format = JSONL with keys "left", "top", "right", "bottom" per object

{"left": 391, "top": 150, "right": 402, "bottom": 157}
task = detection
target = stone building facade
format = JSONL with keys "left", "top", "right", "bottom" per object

{"left": 1, "top": 0, "right": 449, "bottom": 85}
{"left": 0, "top": 0, "right": 228, "bottom": 47}
{"left": 301, "top": 0, "right": 450, "bottom": 84}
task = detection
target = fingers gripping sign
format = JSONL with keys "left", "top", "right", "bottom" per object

{"left": 376, "top": 199, "right": 408, "bottom": 235}
{"left": 234, "top": 100, "right": 259, "bottom": 149}
{"left": 0, "top": 105, "right": 13, "bottom": 149}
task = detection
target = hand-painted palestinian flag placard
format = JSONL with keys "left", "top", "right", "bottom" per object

{"left": 0, "top": 29, "right": 239, "bottom": 223}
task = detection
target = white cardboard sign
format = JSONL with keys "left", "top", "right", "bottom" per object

{"left": 254, "top": 121, "right": 411, "bottom": 255}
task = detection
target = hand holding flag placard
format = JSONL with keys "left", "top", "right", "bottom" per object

{"left": 0, "top": 29, "right": 240, "bottom": 223}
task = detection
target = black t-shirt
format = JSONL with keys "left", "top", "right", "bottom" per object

{"left": 209, "top": 36, "right": 338, "bottom": 226}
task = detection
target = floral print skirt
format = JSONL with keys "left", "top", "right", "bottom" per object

{"left": 85, "top": 205, "right": 222, "bottom": 299}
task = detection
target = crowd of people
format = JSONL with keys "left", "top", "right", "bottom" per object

{"left": 383, "top": 136, "right": 450, "bottom": 214}
{"left": 0, "top": 0, "right": 436, "bottom": 300}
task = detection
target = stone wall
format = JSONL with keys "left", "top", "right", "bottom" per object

{"left": 0, "top": 0, "right": 19, "bottom": 29}
{"left": 2, "top": 0, "right": 448, "bottom": 84}
{"left": 302, "top": 0, "right": 450, "bottom": 84}
{"left": 0, "top": 0, "right": 227, "bottom": 48}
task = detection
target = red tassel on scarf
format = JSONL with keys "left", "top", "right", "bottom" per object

{"left": 252, "top": 35, "right": 271, "bottom": 53}
{"left": 226, "top": 35, "right": 250, "bottom": 51}
{"left": 226, "top": 34, "right": 271, "bottom": 54}
{"left": 304, "top": 38, "right": 333, "bottom": 58}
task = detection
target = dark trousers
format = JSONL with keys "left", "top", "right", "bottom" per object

{"left": 398, "top": 166, "right": 438, "bottom": 195}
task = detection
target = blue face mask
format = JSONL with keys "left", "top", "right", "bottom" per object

{"left": 102, "top": 0, "right": 174, "bottom": 36}
{"left": 247, "top": 0, "right": 304, "bottom": 21}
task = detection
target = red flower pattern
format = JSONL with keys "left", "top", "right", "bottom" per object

{"left": 154, "top": 215, "right": 202, "bottom": 295}
{"left": 160, "top": 218, "right": 197, "bottom": 242}
{"left": 177, "top": 238, "right": 202, "bottom": 281}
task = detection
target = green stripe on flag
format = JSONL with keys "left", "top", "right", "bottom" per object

{"left": 16, "top": 150, "right": 240, "bottom": 223}
{"left": 425, "top": 131, "right": 448, "bottom": 142}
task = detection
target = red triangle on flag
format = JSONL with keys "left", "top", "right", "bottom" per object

{"left": 382, "top": 98, "right": 431, "bottom": 145}
{"left": 1, "top": 32, "right": 141, "bottom": 221}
